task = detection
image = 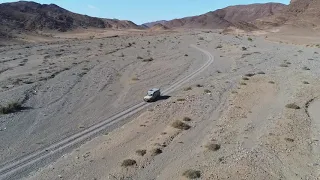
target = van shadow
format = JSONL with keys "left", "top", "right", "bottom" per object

{"left": 156, "top": 95, "right": 171, "bottom": 101}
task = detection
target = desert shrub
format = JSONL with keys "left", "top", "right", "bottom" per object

{"left": 183, "top": 169, "right": 201, "bottom": 179}
{"left": 131, "top": 77, "right": 139, "bottom": 81}
{"left": 216, "top": 45, "right": 223, "bottom": 49}
{"left": 171, "top": 120, "right": 191, "bottom": 130}
{"left": 151, "top": 148, "right": 162, "bottom": 156}
{"left": 184, "top": 87, "right": 192, "bottom": 91}
{"left": 177, "top": 98, "right": 186, "bottom": 101}
{"left": 244, "top": 73, "right": 255, "bottom": 77}
{"left": 136, "top": 150, "right": 146, "bottom": 156}
{"left": 240, "top": 82, "right": 247, "bottom": 85}
{"left": 242, "top": 77, "right": 249, "bottom": 81}
{"left": 0, "top": 102, "right": 23, "bottom": 114}
{"left": 280, "top": 64, "right": 288, "bottom": 67}
{"left": 196, "top": 84, "right": 203, "bottom": 87}
{"left": 268, "top": 81, "right": 275, "bottom": 84}
{"left": 248, "top": 37, "right": 253, "bottom": 41}
{"left": 137, "top": 56, "right": 143, "bottom": 59}
{"left": 185, "top": 54, "right": 189, "bottom": 56}
{"left": 257, "top": 71, "right": 265, "bottom": 74}
{"left": 303, "top": 81, "right": 310, "bottom": 84}
{"left": 302, "top": 66, "right": 310, "bottom": 70}
{"left": 242, "top": 47, "right": 247, "bottom": 51}
{"left": 205, "top": 143, "right": 221, "bottom": 151}
{"left": 121, "top": 159, "right": 137, "bottom": 167}
{"left": 183, "top": 117, "right": 192, "bottom": 122}
{"left": 284, "top": 138, "right": 294, "bottom": 142}
{"left": 204, "top": 89, "right": 211, "bottom": 93}
{"left": 285, "top": 103, "right": 300, "bottom": 109}
{"left": 198, "top": 37, "right": 204, "bottom": 40}
{"left": 142, "top": 58, "right": 153, "bottom": 62}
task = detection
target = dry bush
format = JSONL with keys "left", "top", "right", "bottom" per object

{"left": 285, "top": 103, "right": 300, "bottom": 109}
{"left": 204, "top": 89, "right": 211, "bottom": 93}
{"left": 244, "top": 73, "right": 255, "bottom": 77}
{"left": 177, "top": 98, "right": 186, "bottom": 101}
{"left": 184, "top": 87, "right": 192, "bottom": 91}
{"left": 142, "top": 58, "right": 153, "bottom": 62}
{"left": 136, "top": 150, "right": 146, "bottom": 156}
{"left": 242, "top": 77, "right": 249, "bottom": 81}
{"left": 268, "top": 81, "right": 275, "bottom": 84}
{"left": 280, "top": 64, "right": 289, "bottom": 67}
{"left": 205, "top": 143, "right": 221, "bottom": 151}
{"left": 183, "top": 169, "right": 201, "bottom": 179}
{"left": 183, "top": 117, "right": 192, "bottom": 122}
{"left": 171, "top": 120, "right": 191, "bottom": 130}
{"left": 302, "top": 66, "right": 310, "bottom": 70}
{"left": 151, "top": 148, "right": 162, "bottom": 156}
{"left": 121, "top": 159, "right": 137, "bottom": 167}
{"left": 0, "top": 102, "right": 23, "bottom": 114}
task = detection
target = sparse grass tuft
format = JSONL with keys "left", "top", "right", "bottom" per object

{"left": 216, "top": 45, "right": 223, "bottom": 49}
{"left": 302, "top": 66, "right": 310, "bottom": 70}
{"left": 177, "top": 98, "right": 186, "bottom": 101}
{"left": 0, "top": 102, "right": 23, "bottom": 114}
{"left": 183, "top": 117, "right": 192, "bottom": 122}
{"left": 244, "top": 73, "right": 255, "bottom": 77}
{"left": 183, "top": 169, "right": 201, "bottom": 179}
{"left": 121, "top": 159, "right": 137, "bottom": 167}
{"left": 151, "top": 148, "right": 162, "bottom": 156}
{"left": 142, "top": 58, "right": 154, "bottom": 62}
{"left": 136, "top": 150, "right": 147, "bottom": 156}
{"left": 280, "top": 64, "right": 288, "bottom": 67}
{"left": 204, "top": 89, "right": 211, "bottom": 93}
{"left": 285, "top": 103, "right": 300, "bottom": 109}
{"left": 205, "top": 143, "right": 221, "bottom": 151}
{"left": 132, "top": 77, "right": 139, "bottom": 81}
{"left": 171, "top": 120, "right": 191, "bottom": 130}
{"left": 284, "top": 138, "right": 294, "bottom": 142}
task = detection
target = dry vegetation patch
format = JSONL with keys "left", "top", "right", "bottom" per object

{"left": 183, "top": 169, "right": 201, "bottom": 179}
{"left": 171, "top": 120, "right": 191, "bottom": 130}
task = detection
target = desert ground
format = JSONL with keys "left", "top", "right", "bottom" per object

{"left": 1, "top": 29, "right": 320, "bottom": 180}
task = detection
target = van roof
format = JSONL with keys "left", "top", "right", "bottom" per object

{"left": 148, "top": 88, "right": 160, "bottom": 92}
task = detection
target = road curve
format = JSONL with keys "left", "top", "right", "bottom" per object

{"left": 0, "top": 45, "right": 214, "bottom": 179}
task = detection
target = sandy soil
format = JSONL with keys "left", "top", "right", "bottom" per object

{"left": 1, "top": 29, "right": 320, "bottom": 180}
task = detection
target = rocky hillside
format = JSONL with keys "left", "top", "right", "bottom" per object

{"left": 149, "top": 23, "right": 169, "bottom": 31}
{"left": 143, "top": 3, "right": 286, "bottom": 29}
{"left": 256, "top": 0, "right": 320, "bottom": 28}
{"left": 0, "top": 1, "right": 141, "bottom": 35}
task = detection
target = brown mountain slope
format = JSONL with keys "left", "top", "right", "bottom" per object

{"left": 149, "top": 23, "right": 169, "bottom": 31}
{"left": 0, "top": 1, "right": 142, "bottom": 35}
{"left": 145, "top": 3, "right": 286, "bottom": 29}
{"left": 256, "top": 0, "right": 320, "bottom": 29}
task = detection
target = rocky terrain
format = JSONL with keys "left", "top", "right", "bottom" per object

{"left": 9, "top": 29, "right": 318, "bottom": 180}
{"left": 1, "top": 0, "right": 320, "bottom": 180}
{"left": 256, "top": 0, "right": 320, "bottom": 29}
{"left": 144, "top": 3, "right": 286, "bottom": 29}
{"left": 0, "top": 1, "right": 142, "bottom": 38}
